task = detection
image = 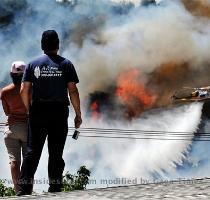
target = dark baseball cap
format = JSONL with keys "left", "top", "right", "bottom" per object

{"left": 41, "top": 30, "right": 59, "bottom": 51}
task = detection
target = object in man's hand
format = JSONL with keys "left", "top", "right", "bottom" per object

{"left": 72, "top": 129, "right": 80, "bottom": 140}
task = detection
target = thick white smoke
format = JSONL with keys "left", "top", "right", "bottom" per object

{"left": 64, "top": 103, "right": 203, "bottom": 189}
{"left": 0, "top": 0, "right": 210, "bottom": 192}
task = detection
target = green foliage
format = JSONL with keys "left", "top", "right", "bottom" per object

{"left": 62, "top": 166, "right": 91, "bottom": 192}
{"left": 0, "top": 180, "right": 15, "bottom": 197}
{"left": 0, "top": 166, "right": 91, "bottom": 196}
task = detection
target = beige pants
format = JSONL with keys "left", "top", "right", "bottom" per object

{"left": 4, "top": 123, "right": 28, "bottom": 164}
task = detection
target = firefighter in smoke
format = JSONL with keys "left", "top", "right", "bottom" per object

{"left": 17, "top": 30, "right": 82, "bottom": 195}
{"left": 0, "top": 61, "right": 28, "bottom": 192}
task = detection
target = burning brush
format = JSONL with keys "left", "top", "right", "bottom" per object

{"left": 87, "top": 68, "right": 156, "bottom": 120}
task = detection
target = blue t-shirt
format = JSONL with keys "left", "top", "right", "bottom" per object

{"left": 23, "top": 54, "right": 79, "bottom": 104}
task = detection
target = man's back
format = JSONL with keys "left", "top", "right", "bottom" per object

{"left": 23, "top": 54, "right": 79, "bottom": 104}
{"left": 1, "top": 84, "right": 28, "bottom": 125}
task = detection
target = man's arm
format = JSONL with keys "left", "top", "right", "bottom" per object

{"left": 67, "top": 82, "right": 82, "bottom": 128}
{"left": 20, "top": 82, "right": 32, "bottom": 112}
{"left": 0, "top": 91, "right": 10, "bottom": 116}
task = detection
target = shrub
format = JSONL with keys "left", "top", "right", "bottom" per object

{"left": 62, "top": 166, "right": 91, "bottom": 192}
{"left": 0, "top": 180, "right": 15, "bottom": 197}
{"left": 0, "top": 166, "right": 90, "bottom": 196}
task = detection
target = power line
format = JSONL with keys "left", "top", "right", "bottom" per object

{"left": 1, "top": 129, "right": 209, "bottom": 141}
{"left": 68, "top": 129, "right": 210, "bottom": 136}
{"left": 68, "top": 127, "right": 210, "bottom": 135}
{"left": 0, "top": 130, "right": 209, "bottom": 141}
{"left": 0, "top": 123, "right": 207, "bottom": 135}
{"left": 67, "top": 134, "right": 210, "bottom": 141}
{"left": 1, "top": 123, "right": 210, "bottom": 141}
{"left": 68, "top": 127, "right": 195, "bottom": 134}
{"left": 0, "top": 127, "right": 205, "bottom": 136}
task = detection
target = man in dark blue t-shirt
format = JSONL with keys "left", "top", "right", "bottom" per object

{"left": 17, "top": 30, "right": 82, "bottom": 195}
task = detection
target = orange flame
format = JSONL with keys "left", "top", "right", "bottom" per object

{"left": 116, "top": 68, "right": 156, "bottom": 118}
{"left": 90, "top": 101, "right": 100, "bottom": 120}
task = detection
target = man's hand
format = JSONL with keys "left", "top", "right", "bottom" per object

{"left": 75, "top": 115, "right": 82, "bottom": 128}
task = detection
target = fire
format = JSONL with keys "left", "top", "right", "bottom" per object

{"left": 88, "top": 69, "right": 157, "bottom": 120}
{"left": 90, "top": 101, "right": 100, "bottom": 120}
{"left": 116, "top": 68, "right": 156, "bottom": 118}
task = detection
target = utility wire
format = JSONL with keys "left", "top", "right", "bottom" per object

{"left": 0, "top": 123, "right": 208, "bottom": 135}
{"left": 0, "top": 123, "right": 197, "bottom": 134}
{"left": 1, "top": 122, "right": 210, "bottom": 141}
{"left": 67, "top": 134, "right": 210, "bottom": 141}
{"left": 0, "top": 122, "right": 209, "bottom": 135}
{"left": 68, "top": 127, "right": 210, "bottom": 135}
{"left": 68, "top": 127, "right": 195, "bottom": 134}
{"left": 1, "top": 126, "right": 208, "bottom": 137}
{"left": 0, "top": 129, "right": 209, "bottom": 141}
{"left": 69, "top": 129, "right": 210, "bottom": 136}
{"left": 1, "top": 129, "right": 210, "bottom": 140}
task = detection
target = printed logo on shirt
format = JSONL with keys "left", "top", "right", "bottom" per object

{"left": 34, "top": 66, "right": 41, "bottom": 79}
{"left": 39, "top": 66, "right": 62, "bottom": 77}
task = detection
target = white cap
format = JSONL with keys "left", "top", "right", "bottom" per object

{"left": 11, "top": 61, "right": 26, "bottom": 74}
